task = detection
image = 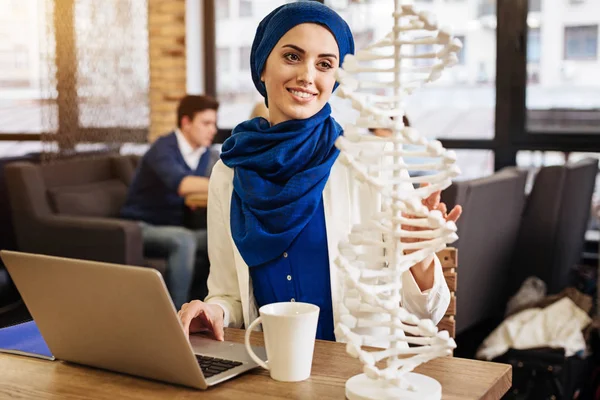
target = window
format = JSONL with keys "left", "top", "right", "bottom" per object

{"left": 516, "top": 152, "right": 600, "bottom": 210}
{"left": 239, "top": 0, "right": 252, "bottom": 18}
{"left": 239, "top": 46, "right": 251, "bottom": 71}
{"left": 74, "top": 0, "right": 149, "bottom": 129}
{"left": 216, "top": 1, "right": 285, "bottom": 127}
{"left": 1, "top": 0, "right": 149, "bottom": 147}
{"left": 564, "top": 25, "right": 598, "bottom": 61}
{"left": 529, "top": 0, "right": 541, "bottom": 13}
{"left": 414, "top": 43, "right": 435, "bottom": 67}
{"left": 527, "top": 28, "right": 540, "bottom": 63}
{"left": 352, "top": 29, "right": 375, "bottom": 52}
{"left": 216, "top": 0, "right": 229, "bottom": 20}
{"left": 527, "top": 12, "right": 600, "bottom": 134}
{"left": 204, "top": 0, "right": 600, "bottom": 175}
{"left": 329, "top": 0, "right": 496, "bottom": 140}
{"left": 0, "top": 142, "right": 45, "bottom": 158}
{"left": 453, "top": 150, "right": 494, "bottom": 181}
{"left": 455, "top": 35, "right": 466, "bottom": 65}
{"left": 0, "top": 0, "right": 56, "bottom": 134}
{"left": 477, "top": 0, "right": 495, "bottom": 18}
{"left": 217, "top": 48, "right": 231, "bottom": 72}
{"left": 517, "top": 150, "right": 568, "bottom": 169}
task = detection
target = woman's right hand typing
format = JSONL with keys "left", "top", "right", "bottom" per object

{"left": 178, "top": 300, "right": 225, "bottom": 341}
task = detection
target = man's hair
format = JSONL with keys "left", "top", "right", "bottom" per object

{"left": 177, "top": 95, "right": 219, "bottom": 128}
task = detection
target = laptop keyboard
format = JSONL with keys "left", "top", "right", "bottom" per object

{"left": 196, "top": 355, "right": 243, "bottom": 378}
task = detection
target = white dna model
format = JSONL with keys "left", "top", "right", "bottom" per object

{"left": 333, "top": 1, "right": 463, "bottom": 399}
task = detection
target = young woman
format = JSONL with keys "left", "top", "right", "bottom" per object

{"left": 178, "top": 1, "right": 462, "bottom": 341}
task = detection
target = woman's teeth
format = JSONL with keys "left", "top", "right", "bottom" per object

{"left": 289, "top": 89, "right": 314, "bottom": 98}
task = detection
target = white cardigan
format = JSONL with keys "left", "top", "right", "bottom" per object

{"left": 205, "top": 159, "right": 451, "bottom": 336}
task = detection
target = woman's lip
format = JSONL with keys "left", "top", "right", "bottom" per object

{"left": 287, "top": 88, "right": 317, "bottom": 103}
{"left": 287, "top": 87, "right": 318, "bottom": 95}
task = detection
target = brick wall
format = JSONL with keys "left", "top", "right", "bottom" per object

{"left": 148, "top": 0, "right": 187, "bottom": 142}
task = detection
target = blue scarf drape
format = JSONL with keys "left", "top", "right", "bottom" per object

{"left": 220, "top": 104, "right": 342, "bottom": 267}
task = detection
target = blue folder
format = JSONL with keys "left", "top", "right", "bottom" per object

{"left": 0, "top": 320, "right": 55, "bottom": 360}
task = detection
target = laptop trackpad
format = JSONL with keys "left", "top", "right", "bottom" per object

{"left": 189, "top": 334, "right": 266, "bottom": 363}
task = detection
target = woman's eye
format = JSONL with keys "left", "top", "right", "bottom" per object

{"left": 284, "top": 53, "right": 300, "bottom": 62}
{"left": 319, "top": 61, "right": 333, "bottom": 69}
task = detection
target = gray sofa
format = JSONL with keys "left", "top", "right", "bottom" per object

{"left": 5, "top": 155, "right": 146, "bottom": 267}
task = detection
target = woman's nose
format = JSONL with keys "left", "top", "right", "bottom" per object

{"left": 297, "top": 63, "right": 316, "bottom": 85}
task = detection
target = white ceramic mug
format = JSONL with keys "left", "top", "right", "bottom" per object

{"left": 244, "top": 302, "right": 320, "bottom": 382}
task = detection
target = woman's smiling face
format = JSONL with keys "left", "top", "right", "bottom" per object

{"left": 261, "top": 23, "right": 340, "bottom": 126}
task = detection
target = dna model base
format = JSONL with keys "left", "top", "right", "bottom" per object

{"left": 346, "top": 372, "right": 441, "bottom": 400}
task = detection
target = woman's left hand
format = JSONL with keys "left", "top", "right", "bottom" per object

{"left": 402, "top": 187, "right": 462, "bottom": 291}
{"left": 402, "top": 188, "right": 462, "bottom": 247}
{"left": 422, "top": 188, "right": 462, "bottom": 224}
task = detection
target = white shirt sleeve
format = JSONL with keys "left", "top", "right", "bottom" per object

{"left": 204, "top": 161, "right": 244, "bottom": 328}
{"left": 401, "top": 255, "right": 451, "bottom": 325}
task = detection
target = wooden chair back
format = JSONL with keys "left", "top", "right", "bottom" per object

{"left": 436, "top": 247, "right": 457, "bottom": 338}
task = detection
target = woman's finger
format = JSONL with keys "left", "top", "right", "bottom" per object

{"left": 179, "top": 301, "right": 210, "bottom": 336}
{"left": 197, "top": 308, "right": 212, "bottom": 328}
{"left": 212, "top": 313, "right": 225, "bottom": 341}
{"left": 180, "top": 309, "right": 198, "bottom": 336}
{"left": 423, "top": 190, "right": 441, "bottom": 210}
{"left": 446, "top": 205, "right": 463, "bottom": 222}
{"left": 429, "top": 191, "right": 441, "bottom": 210}
{"left": 437, "top": 202, "right": 447, "bottom": 216}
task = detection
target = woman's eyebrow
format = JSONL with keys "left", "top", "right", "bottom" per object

{"left": 282, "top": 44, "right": 338, "bottom": 60}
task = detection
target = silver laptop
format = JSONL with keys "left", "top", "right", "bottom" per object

{"left": 0, "top": 250, "right": 266, "bottom": 389}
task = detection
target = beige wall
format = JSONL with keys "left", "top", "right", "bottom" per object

{"left": 148, "top": 0, "right": 187, "bottom": 142}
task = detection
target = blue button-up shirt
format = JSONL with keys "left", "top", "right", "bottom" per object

{"left": 249, "top": 198, "right": 335, "bottom": 341}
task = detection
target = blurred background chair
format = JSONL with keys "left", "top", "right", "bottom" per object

{"left": 507, "top": 158, "right": 598, "bottom": 297}
{"left": 0, "top": 153, "right": 43, "bottom": 327}
{"left": 111, "top": 154, "right": 141, "bottom": 187}
{"left": 1, "top": 151, "right": 123, "bottom": 326}
{"left": 442, "top": 167, "right": 529, "bottom": 357}
{"left": 3, "top": 153, "right": 216, "bottom": 320}
{"left": 5, "top": 155, "right": 147, "bottom": 268}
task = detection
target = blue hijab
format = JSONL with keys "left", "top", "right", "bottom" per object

{"left": 221, "top": 1, "right": 354, "bottom": 267}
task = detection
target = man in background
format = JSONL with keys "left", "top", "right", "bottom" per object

{"left": 121, "top": 95, "right": 219, "bottom": 308}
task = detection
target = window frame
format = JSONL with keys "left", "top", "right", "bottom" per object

{"left": 200, "top": 0, "right": 600, "bottom": 168}
{"left": 6, "top": 0, "right": 598, "bottom": 175}
{"left": 417, "top": 0, "right": 600, "bottom": 170}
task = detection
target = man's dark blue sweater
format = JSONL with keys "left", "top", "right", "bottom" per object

{"left": 121, "top": 132, "right": 213, "bottom": 226}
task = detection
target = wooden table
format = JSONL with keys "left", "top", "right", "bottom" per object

{"left": 0, "top": 329, "right": 511, "bottom": 399}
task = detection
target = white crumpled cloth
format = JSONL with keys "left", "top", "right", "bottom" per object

{"left": 476, "top": 297, "right": 592, "bottom": 360}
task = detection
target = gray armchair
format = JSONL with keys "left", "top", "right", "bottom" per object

{"left": 440, "top": 168, "right": 528, "bottom": 358}
{"left": 5, "top": 155, "right": 146, "bottom": 267}
{"left": 508, "top": 158, "right": 598, "bottom": 296}
{"left": 442, "top": 168, "right": 528, "bottom": 335}
{"left": 0, "top": 154, "right": 40, "bottom": 315}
